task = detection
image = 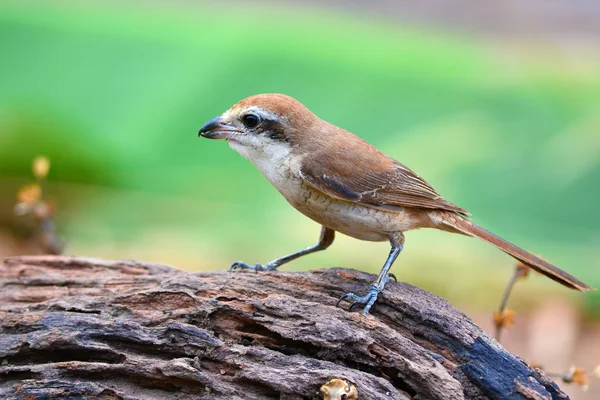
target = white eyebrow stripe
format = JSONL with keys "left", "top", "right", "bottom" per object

{"left": 241, "top": 106, "right": 281, "bottom": 122}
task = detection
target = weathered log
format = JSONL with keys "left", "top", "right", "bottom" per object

{"left": 0, "top": 256, "right": 567, "bottom": 400}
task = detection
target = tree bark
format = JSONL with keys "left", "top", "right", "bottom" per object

{"left": 0, "top": 256, "right": 567, "bottom": 400}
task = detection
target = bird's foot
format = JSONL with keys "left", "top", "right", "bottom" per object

{"left": 336, "top": 273, "right": 396, "bottom": 314}
{"left": 229, "top": 261, "right": 278, "bottom": 272}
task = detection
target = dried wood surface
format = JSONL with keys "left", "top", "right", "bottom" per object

{"left": 0, "top": 256, "right": 568, "bottom": 400}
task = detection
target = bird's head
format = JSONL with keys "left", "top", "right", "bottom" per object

{"left": 198, "top": 94, "right": 318, "bottom": 156}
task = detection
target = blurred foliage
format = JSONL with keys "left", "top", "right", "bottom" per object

{"left": 0, "top": 1, "right": 599, "bottom": 313}
{"left": 13, "top": 156, "right": 63, "bottom": 254}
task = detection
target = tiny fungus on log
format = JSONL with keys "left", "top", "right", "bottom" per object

{"left": 1, "top": 256, "right": 569, "bottom": 399}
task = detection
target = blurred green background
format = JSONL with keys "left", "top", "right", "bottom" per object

{"left": 1, "top": 2, "right": 599, "bottom": 311}
{"left": 2, "top": 0, "right": 600, "bottom": 396}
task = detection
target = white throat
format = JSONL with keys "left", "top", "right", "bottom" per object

{"left": 228, "top": 138, "right": 295, "bottom": 186}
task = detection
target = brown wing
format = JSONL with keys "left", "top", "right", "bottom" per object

{"left": 298, "top": 143, "right": 468, "bottom": 216}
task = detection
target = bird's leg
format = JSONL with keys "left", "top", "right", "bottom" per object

{"left": 337, "top": 232, "right": 405, "bottom": 314}
{"left": 230, "top": 226, "right": 335, "bottom": 272}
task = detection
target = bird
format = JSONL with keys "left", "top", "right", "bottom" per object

{"left": 198, "top": 93, "right": 592, "bottom": 314}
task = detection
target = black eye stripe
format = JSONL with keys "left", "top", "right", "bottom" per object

{"left": 240, "top": 113, "right": 289, "bottom": 142}
{"left": 260, "top": 119, "right": 288, "bottom": 142}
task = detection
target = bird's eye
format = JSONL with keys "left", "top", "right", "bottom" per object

{"left": 241, "top": 113, "right": 260, "bottom": 129}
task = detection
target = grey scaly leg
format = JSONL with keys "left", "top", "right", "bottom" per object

{"left": 230, "top": 226, "right": 335, "bottom": 272}
{"left": 337, "top": 232, "right": 405, "bottom": 314}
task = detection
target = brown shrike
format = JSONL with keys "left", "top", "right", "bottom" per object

{"left": 198, "top": 93, "right": 591, "bottom": 314}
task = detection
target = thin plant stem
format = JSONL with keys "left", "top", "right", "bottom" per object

{"left": 495, "top": 267, "right": 520, "bottom": 342}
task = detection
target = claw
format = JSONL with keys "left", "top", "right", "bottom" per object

{"left": 229, "top": 261, "right": 279, "bottom": 273}
{"left": 336, "top": 290, "right": 380, "bottom": 314}
{"left": 229, "top": 261, "right": 263, "bottom": 272}
{"left": 336, "top": 293, "right": 352, "bottom": 308}
{"left": 388, "top": 273, "right": 397, "bottom": 282}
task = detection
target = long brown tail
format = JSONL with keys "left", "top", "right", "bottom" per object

{"left": 440, "top": 214, "right": 592, "bottom": 291}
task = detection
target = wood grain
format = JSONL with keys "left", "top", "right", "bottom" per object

{"left": 0, "top": 256, "right": 567, "bottom": 400}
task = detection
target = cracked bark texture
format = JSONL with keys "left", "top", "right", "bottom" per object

{"left": 0, "top": 256, "right": 568, "bottom": 400}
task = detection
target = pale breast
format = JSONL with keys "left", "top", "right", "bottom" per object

{"left": 263, "top": 160, "right": 422, "bottom": 241}
{"left": 230, "top": 140, "right": 424, "bottom": 241}
{"left": 291, "top": 181, "right": 427, "bottom": 241}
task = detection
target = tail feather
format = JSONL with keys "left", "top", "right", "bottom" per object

{"left": 441, "top": 215, "right": 592, "bottom": 292}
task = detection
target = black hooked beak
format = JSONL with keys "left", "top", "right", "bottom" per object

{"left": 198, "top": 116, "right": 238, "bottom": 139}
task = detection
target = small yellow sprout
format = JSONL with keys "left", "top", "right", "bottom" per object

{"left": 17, "top": 183, "right": 42, "bottom": 205}
{"left": 33, "top": 156, "right": 50, "bottom": 180}
{"left": 563, "top": 366, "right": 588, "bottom": 391}
{"left": 493, "top": 309, "right": 515, "bottom": 330}
{"left": 515, "top": 261, "right": 530, "bottom": 279}
{"left": 320, "top": 378, "right": 358, "bottom": 400}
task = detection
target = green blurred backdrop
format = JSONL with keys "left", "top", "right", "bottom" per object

{"left": 1, "top": 1, "right": 599, "bottom": 316}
